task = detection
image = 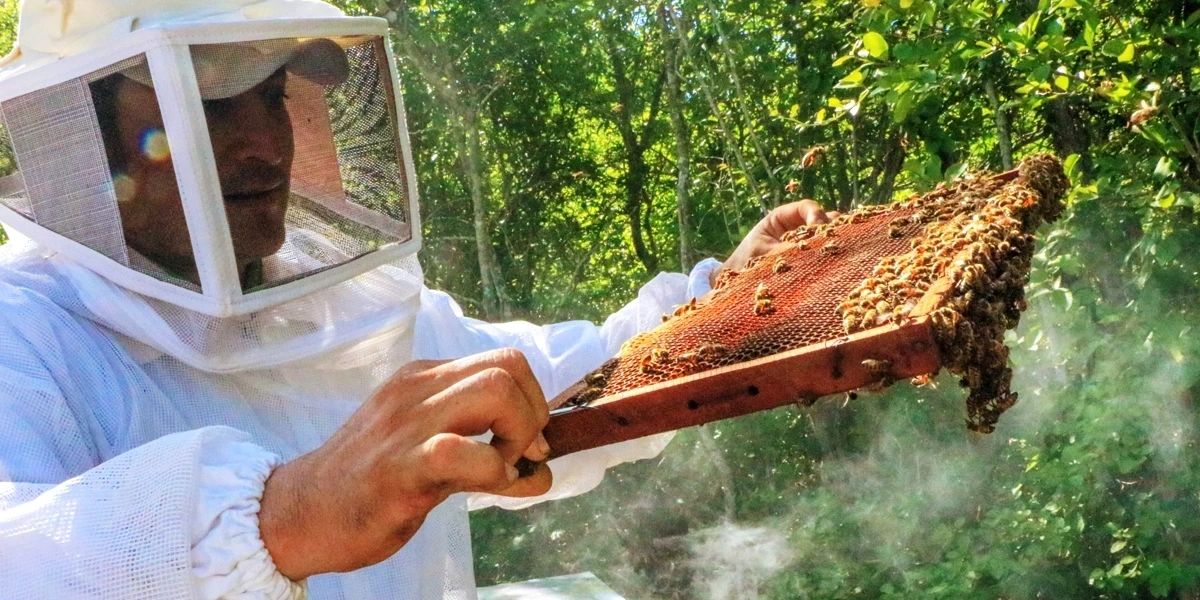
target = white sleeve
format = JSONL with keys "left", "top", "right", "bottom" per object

{"left": 0, "top": 291, "right": 303, "bottom": 600}
{"left": 412, "top": 259, "right": 721, "bottom": 511}
{"left": 0, "top": 426, "right": 302, "bottom": 600}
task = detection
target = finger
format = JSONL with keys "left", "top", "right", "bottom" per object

{"left": 427, "top": 367, "right": 543, "bottom": 465}
{"left": 523, "top": 433, "right": 550, "bottom": 463}
{"left": 492, "top": 462, "right": 553, "bottom": 498}
{"left": 421, "top": 433, "right": 518, "bottom": 494}
{"left": 827, "top": 211, "right": 841, "bottom": 221}
{"left": 762, "top": 200, "right": 832, "bottom": 237}
{"left": 434, "top": 349, "right": 548, "bottom": 428}
{"left": 375, "top": 349, "right": 548, "bottom": 423}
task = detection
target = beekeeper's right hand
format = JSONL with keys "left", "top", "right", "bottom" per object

{"left": 256, "top": 348, "right": 552, "bottom": 580}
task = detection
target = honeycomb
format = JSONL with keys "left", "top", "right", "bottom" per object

{"left": 562, "top": 154, "right": 1069, "bottom": 434}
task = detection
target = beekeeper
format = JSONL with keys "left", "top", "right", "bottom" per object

{"left": 0, "top": 1, "right": 833, "bottom": 598}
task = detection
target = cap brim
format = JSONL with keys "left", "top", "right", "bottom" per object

{"left": 121, "top": 37, "right": 351, "bottom": 100}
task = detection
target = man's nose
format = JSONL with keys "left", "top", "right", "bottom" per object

{"left": 225, "top": 98, "right": 291, "bottom": 167}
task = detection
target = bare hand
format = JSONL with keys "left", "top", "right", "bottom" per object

{"left": 712, "top": 200, "right": 840, "bottom": 286}
{"left": 259, "top": 348, "right": 552, "bottom": 580}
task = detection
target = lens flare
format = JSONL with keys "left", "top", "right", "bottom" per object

{"left": 112, "top": 173, "right": 137, "bottom": 203}
{"left": 140, "top": 128, "right": 171, "bottom": 162}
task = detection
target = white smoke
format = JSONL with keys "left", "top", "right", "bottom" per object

{"left": 688, "top": 522, "right": 794, "bottom": 600}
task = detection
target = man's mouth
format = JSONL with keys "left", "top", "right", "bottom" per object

{"left": 224, "top": 179, "right": 287, "bottom": 203}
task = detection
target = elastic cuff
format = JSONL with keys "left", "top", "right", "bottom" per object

{"left": 191, "top": 440, "right": 306, "bottom": 600}
{"left": 687, "top": 258, "right": 722, "bottom": 300}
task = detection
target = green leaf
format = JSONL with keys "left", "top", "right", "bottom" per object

{"left": 1101, "top": 38, "right": 1126, "bottom": 57}
{"left": 892, "top": 91, "right": 914, "bottom": 123}
{"left": 1063, "top": 153, "right": 1081, "bottom": 180}
{"left": 863, "top": 32, "right": 889, "bottom": 59}
{"left": 1154, "top": 157, "right": 1175, "bottom": 178}
{"left": 1055, "top": 75, "right": 1070, "bottom": 90}
{"left": 1111, "top": 540, "right": 1128, "bottom": 553}
{"left": 900, "top": 0, "right": 914, "bottom": 7}
{"left": 1118, "top": 43, "right": 1135, "bottom": 62}
{"left": 945, "top": 161, "right": 969, "bottom": 181}
{"left": 837, "top": 69, "right": 865, "bottom": 88}
{"left": 1029, "top": 64, "right": 1052, "bottom": 82}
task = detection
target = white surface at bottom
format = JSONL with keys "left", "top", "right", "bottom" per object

{"left": 477, "top": 572, "right": 626, "bottom": 600}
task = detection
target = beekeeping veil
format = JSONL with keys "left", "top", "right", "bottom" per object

{"left": 0, "top": 0, "right": 425, "bottom": 371}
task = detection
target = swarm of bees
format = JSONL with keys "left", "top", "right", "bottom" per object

{"left": 561, "top": 154, "right": 1068, "bottom": 434}
{"left": 837, "top": 153, "right": 1068, "bottom": 432}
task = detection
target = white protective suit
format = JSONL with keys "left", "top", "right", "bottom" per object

{"left": 0, "top": 0, "right": 725, "bottom": 597}
{"left": 0, "top": 230, "right": 721, "bottom": 599}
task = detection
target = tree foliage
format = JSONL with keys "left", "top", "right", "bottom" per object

{"left": 4, "top": 0, "right": 1200, "bottom": 596}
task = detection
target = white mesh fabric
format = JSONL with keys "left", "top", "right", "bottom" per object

{"left": 0, "top": 75, "right": 129, "bottom": 264}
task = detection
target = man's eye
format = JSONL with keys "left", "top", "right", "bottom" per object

{"left": 202, "top": 97, "right": 234, "bottom": 117}
{"left": 264, "top": 89, "right": 290, "bottom": 108}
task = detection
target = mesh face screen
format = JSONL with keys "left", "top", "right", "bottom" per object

{"left": 0, "top": 55, "right": 215, "bottom": 292}
{"left": 0, "top": 76, "right": 130, "bottom": 264}
{"left": 193, "top": 36, "right": 411, "bottom": 290}
{"left": 0, "top": 112, "right": 31, "bottom": 217}
{"left": 565, "top": 155, "right": 1069, "bottom": 434}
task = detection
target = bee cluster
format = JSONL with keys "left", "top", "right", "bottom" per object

{"left": 560, "top": 155, "right": 1067, "bottom": 435}
{"left": 837, "top": 153, "right": 1068, "bottom": 432}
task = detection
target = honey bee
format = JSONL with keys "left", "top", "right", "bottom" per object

{"left": 772, "top": 258, "right": 790, "bottom": 273}
{"left": 696, "top": 343, "right": 728, "bottom": 361}
{"left": 796, "top": 240, "right": 810, "bottom": 250}
{"left": 675, "top": 351, "right": 703, "bottom": 372}
{"left": 650, "top": 347, "right": 671, "bottom": 364}
{"left": 910, "top": 373, "right": 937, "bottom": 388}
{"left": 672, "top": 297, "right": 699, "bottom": 318}
{"left": 638, "top": 355, "right": 659, "bottom": 374}
{"left": 862, "top": 358, "right": 893, "bottom": 375}
{"left": 801, "top": 145, "right": 825, "bottom": 168}
{"left": 754, "top": 298, "right": 775, "bottom": 316}
{"left": 889, "top": 222, "right": 904, "bottom": 238}
{"left": 1128, "top": 101, "right": 1157, "bottom": 128}
{"left": 780, "top": 226, "right": 812, "bottom": 243}
{"left": 569, "top": 387, "right": 605, "bottom": 407}
{"left": 861, "top": 308, "right": 878, "bottom": 326}
{"left": 584, "top": 372, "right": 608, "bottom": 387}
{"left": 820, "top": 242, "right": 842, "bottom": 256}
{"left": 842, "top": 313, "right": 860, "bottom": 332}
{"left": 755, "top": 283, "right": 772, "bottom": 301}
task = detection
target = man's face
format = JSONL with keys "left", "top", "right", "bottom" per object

{"left": 108, "top": 70, "right": 294, "bottom": 280}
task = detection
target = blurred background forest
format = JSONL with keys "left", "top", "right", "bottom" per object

{"left": 4, "top": 0, "right": 1200, "bottom": 597}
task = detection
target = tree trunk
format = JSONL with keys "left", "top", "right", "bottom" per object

{"left": 1042, "top": 96, "right": 1091, "bottom": 174}
{"left": 984, "top": 79, "right": 1014, "bottom": 169}
{"left": 461, "top": 110, "right": 511, "bottom": 320}
{"left": 669, "top": 7, "right": 769, "bottom": 215}
{"left": 701, "top": 0, "right": 781, "bottom": 208}
{"left": 390, "top": 13, "right": 512, "bottom": 318}
{"left": 870, "top": 129, "right": 906, "bottom": 205}
{"left": 659, "top": 3, "right": 696, "bottom": 271}
{"left": 602, "top": 23, "right": 662, "bottom": 273}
